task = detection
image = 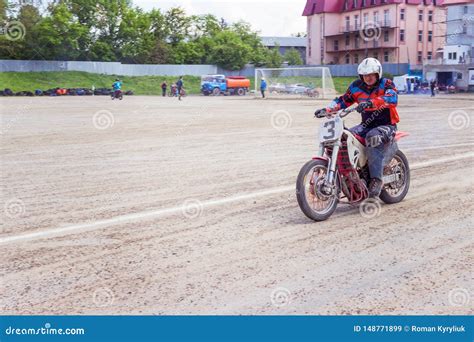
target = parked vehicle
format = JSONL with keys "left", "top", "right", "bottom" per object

{"left": 393, "top": 75, "right": 421, "bottom": 93}
{"left": 268, "top": 83, "right": 287, "bottom": 93}
{"left": 285, "top": 83, "right": 311, "bottom": 94}
{"left": 201, "top": 75, "right": 250, "bottom": 96}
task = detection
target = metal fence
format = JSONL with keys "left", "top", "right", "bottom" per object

{"left": 0, "top": 60, "right": 218, "bottom": 76}
{"left": 0, "top": 59, "right": 409, "bottom": 77}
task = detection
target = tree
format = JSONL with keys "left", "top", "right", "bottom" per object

{"left": 34, "top": 2, "right": 88, "bottom": 60}
{"left": 0, "top": 0, "right": 8, "bottom": 21}
{"left": 265, "top": 45, "right": 283, "bottom": 68}
{"left": 119, "top": 7, "right": 156, "bottom": 63}
{"left": 0, "top": 1, "right": 280, "bottom": 70}
{"left": 219, "top": 18, "right": 228, "bottom": 30}
{"left": 165, "top": 7, "right": 191, "bottom": 46}
{"left": 190, "top": 14, "right": 220, "bottom": 39}
{"left": 148, "top": 40, "right": 171, "bottom": 64}
{"left": 230, "top": 21, "right": 267, "bottom": 66}
{"left": 208, "top": 30, "right": 252, "bottom": 70}
{"left": 291, "top": 32, "right": 307, "bottom": 38}
{"left": 284, "top": 48, "right": 303, "bottom": 65}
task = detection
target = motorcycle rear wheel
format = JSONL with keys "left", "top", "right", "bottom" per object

{"left": 380, "top": 150, "right": 410, "bottom": 204}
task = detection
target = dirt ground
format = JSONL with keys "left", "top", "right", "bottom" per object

{"left": 1, "top": 93, "right": 473, "bottom": 315}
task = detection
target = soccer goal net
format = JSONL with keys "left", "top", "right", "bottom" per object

{"left": 255, "top": 67, "right": 337, "bottom": 99}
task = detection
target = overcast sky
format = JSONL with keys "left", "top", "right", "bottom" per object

{"left": 133, "top": 0, "right": 307, "bottom": 36}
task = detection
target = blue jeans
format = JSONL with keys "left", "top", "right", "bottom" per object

{"left": 349, "top": 124, "right": 397, "bottom": 180}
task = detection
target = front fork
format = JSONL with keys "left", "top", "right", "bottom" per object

{"left": 317, "top": 142, "right": 341, "bottom": 195}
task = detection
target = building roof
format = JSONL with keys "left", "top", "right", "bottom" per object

{"left": 260, "top": 36, "right": 307, "bottom": 47}
{"left": 441, "top": 0, "right": 470, "bottom": 5}
{"left": 302, "top": 0, "right": 445, "bottom": 16}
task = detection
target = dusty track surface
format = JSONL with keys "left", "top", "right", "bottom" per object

{"left": 1, "top": 94, "right": 473, "bottom": 315}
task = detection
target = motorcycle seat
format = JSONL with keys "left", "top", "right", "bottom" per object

{"left": 354, "top": 134, "right": 366, "bottom": 146}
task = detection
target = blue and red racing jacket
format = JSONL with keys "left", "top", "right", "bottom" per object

{"left": 327, "top": 77, "right": 400, "bottom": 129}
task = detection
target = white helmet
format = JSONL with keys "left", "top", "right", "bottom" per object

{"left": 358, "top": 58, "right": 382, "bottom": 80}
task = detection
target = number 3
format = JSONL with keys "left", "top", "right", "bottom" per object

{"left": 323, "top": 121, "right": 336, "bottom": 139}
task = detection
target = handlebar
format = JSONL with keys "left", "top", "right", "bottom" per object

{"left": 315, "top": 106, "right": 356, "bottom": 119}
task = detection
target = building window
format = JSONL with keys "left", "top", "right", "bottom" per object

{"left": 354, "top": 54, "right": 359, "bottom": 64}
{"left": 400, "top": 29, "right": 405, "bottom": 42}
{"left": 345, "top": 16, "right": 350, "bottom": 31}
{"left": 374, "top": 11, "right": 379, "bottom": 24}
{"left": 418, "top": 10, "right": 423, "bottom": 21}
{"left": 384, "top": 10, "right": 389, "bottom": 26}
{"left": 384, "top": 30, "right": 389, "bottom": 42}
{"left": 418, "top": 30, "right": 423, "bottom": 42}
{"left": 334, "top": 40, "right": 339, "bottom": 51}
{"left": 417, "top": 51, "right": 422, "bottom": 63}
{"left": 427, "top": 51, "right": 432, "bottom": 60}
{"left": 354, "top": 15, "right": 359, "bottom": 29}
{"left": 364, "top": 13, "right": 369, "bottom": 25}
{"left": 344, "top": 0, "right": 349, "bottom": 10}
{"left": 464, "top": 6, "right": 468, "bottom": 14}
{"left": 428, "top": 10, "right": 433, "bottom": 22}
{"left": 345, "top": 54, "right": 350, "bottom": 64}
{"left": 400, "top": 8, "right": 405, "bottom": 21}
{"left": 355, "top": 35, "right": 360, "bottom": 48}
{"left": 345, "top": 34, "right": 350, "bottom": 46}
{"left": 371, "top": 0, "right": 375, "bottom": 4}
{"left": 373, "top": 52, "right": 378, "bottom": 60}
{"left": 384, "top": 51, "right": 389, "bottom": 62}
{"left": 428, "top": 31, "right": 432, "bottom": 42}
{"left": 353, "top": 0, "right": 357, "bottom": 9}
{"left": 361, "top": 0, "right": 366, "bottom": 7}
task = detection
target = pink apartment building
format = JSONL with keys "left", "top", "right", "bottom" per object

{"left": 303, "top": 0, "right": 447, "bottom": 69}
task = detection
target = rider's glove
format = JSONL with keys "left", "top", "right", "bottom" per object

{"left": 356, "top": 100, "right": 373, "bottom": 113}
{"left": 314, "top": 108, "right": 327, "bottom": 118}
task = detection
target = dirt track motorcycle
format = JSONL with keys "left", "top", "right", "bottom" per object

{"left": 111, "top": 89, "right": 123, "bottom": 100}
{"left": 296, "top": 106, "right": 410, "bottom": 221}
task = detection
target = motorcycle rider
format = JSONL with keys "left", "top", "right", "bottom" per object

{"left": 315, "top": 58, "right": 400, "bottom": 198}
{"left": 112, "top": 78, "right": 122, "bottom": 97}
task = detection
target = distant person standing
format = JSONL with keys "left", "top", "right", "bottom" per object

{"left": 430, "top": 80, "right": 436, "bottom": 97}
{"left": 161, "top": 81, "right": 167, "bottom": 97}
{"left": 176, "top": 76, "right": 184, "bottom": 101}
{"left": 260, "top": 77, "right": 267, "bottom": 98}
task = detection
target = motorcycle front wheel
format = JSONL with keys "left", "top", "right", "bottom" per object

{"left": 296, "top": 159, "right": 339, "bottom": 221}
